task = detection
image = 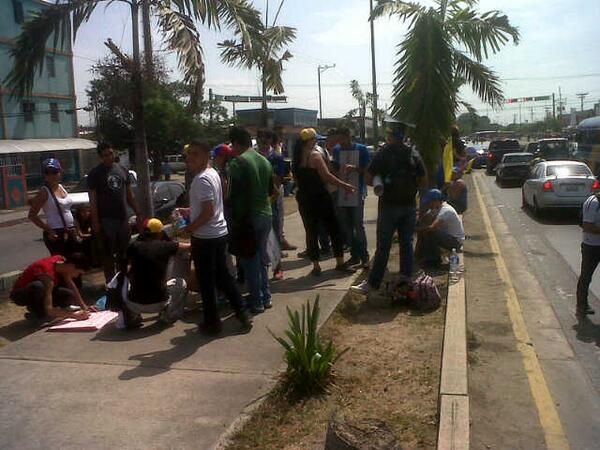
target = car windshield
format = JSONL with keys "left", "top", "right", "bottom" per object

{"left": 546, "top": 165, "right": 591, "bottom": 177}
{"left": 539, "top": 141, "right": 568, "bottom": 154}
{"left": 504, "top": 155, "right": 532, "bottom": 163}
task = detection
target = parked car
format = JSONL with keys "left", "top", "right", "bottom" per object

{"left": 165, "top": 154, "right": 187, "bottom": 173}
{"left": 495, "top": 153, "right": 534, "bottom": 186}
{"left": 522, "top": 161, "right": 600, "bottom": 216}
{"left": 486, "top": 139, "right": 521, "bottom": 174}
{"left": 68, "top": 178, "right": 185, "bottom": 224}
{"left": 525, "top": 142, "right": 539, "bottom": 154}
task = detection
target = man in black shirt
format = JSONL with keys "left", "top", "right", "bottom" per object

{"left": 351, "top": 123, "right": 427, "bottom": 295}
{"left": 123, "top": 218, "right": 190, "bottom": 328}
{"left": 87, "top": 142, "right": 143, "bottom": 283}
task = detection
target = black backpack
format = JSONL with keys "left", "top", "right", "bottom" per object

{"left": 378, "top": 143, "right": 420, "bottom": 205}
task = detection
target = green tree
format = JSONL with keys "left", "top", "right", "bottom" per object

{"left": 5, "top": 0, "right": 261, "bottom": 215}
{"left": 373, "top": 0, "right": 519, "bottom": 172}
{"left": 219, "top": 2, "right": 296, "bottom": 127}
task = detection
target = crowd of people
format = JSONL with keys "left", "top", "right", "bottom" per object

{"left": 11, "top": 121, "right": 476, "bottom": 333}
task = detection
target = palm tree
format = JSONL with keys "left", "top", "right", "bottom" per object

{"left": 347, "top": 80, "right": 385, "bottom": 142}
{"left": 5, "top": 0, "right": 262, "bottom": 215}
{"left": 372, "top": 0, "right": 519, "bottom": 172}
{"left": 219, "top": 1, "right": 296, "bottom": 127}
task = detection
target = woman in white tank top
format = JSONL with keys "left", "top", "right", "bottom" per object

{"left": 28, "top": 158, "right": 78, "bottom": 256}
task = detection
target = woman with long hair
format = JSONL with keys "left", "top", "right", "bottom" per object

{"left": 293, "top": 128, "right": 355, "bottom": 276}
{"left": 28, "top": 158, "right": 78, "bottom": 256}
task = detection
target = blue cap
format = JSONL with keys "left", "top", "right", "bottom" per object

{"left": 42, "top": 158, "right": 61, "bottom": 171}
{"left": 423, "top": 188, "right": 443, "bottom": 204}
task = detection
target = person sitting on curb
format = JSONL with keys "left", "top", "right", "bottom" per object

{"left": 445, "top": 168, "right": 468, "bottom": 214}
{"left": 10, "top": 253, "right": 93, "bottom": 324}
{"left": 417, "top": 189, "right": 465, "bottom": 267}
{"left": 121, "top": 218, "right": 190, "bottom": 329}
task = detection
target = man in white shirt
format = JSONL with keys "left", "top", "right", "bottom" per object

{"left": 577, "top": 193, "right": 600, "bottom": 316}
{"left": 417, "top": 189, "right": 465, "bottom": 267}
{"left": 184, "top": 141, "right": 252, "bottom": 335}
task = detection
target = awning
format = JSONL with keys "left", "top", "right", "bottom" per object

{"left": 0, "top": 138, "right": 97, "bottom": 155}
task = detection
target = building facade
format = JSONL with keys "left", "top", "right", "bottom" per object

{"left": 0, "top": 0, "right": 95, "bottom": 207}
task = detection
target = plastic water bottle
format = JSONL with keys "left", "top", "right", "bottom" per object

{"left": 449, "top": 248, "right": 460, "bottom": 283}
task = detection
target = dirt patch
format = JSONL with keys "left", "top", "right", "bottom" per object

{"left": 225, "top": 250, "right": 446, "bottom": 450}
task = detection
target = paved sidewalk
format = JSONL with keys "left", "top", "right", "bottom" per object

{"left": 0, "top": 194, "right": 378, "bottom": 450}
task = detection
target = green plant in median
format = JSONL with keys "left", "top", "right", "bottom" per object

{"left": 270, "top": 296, "right": 347, "bottom": 396}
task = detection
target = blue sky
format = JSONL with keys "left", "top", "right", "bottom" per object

{"left": 72, "top": 0, "right": 600, "bottom": 125}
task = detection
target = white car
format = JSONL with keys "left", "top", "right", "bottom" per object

{"left": 522, "top": 161, "right": 600, "bottom": 216}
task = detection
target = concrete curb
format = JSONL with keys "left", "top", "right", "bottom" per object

{"left": 0, "top": 271, "right": 21, "bottom": 295}
{"left": 437, "top": 251, "right": 469, "bottom": 450}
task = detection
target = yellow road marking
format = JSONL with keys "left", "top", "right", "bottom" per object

{"left": 473, "top": 174, "right": 570, "bottom": 450}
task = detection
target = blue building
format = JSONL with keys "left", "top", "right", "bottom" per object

{"left": 0, "top": 0, "right": 95, "bottom": 207}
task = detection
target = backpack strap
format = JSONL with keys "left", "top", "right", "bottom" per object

{"left": 44, "top": 183, "right": 69, "bottom": 230}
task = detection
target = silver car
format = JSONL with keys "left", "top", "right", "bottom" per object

{"left": 522, "top": 161, "right": 600, "bottom": 216}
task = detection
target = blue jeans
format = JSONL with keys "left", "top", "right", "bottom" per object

{"left": 240, "top": 215, "right": 272, "bottom": 307}
{"left": 338, "top": 198, "right": 369, "bottom": 261}
{"left": 368, "top": 205, "right": 417, "bottom": 288}
{"left": 271, "top": 190, "right": 284, "bottom": 244}
{"left": 420, "top": 230, "right": 462, "bottom": 265}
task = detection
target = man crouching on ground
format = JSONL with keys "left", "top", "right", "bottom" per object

{"left": 10, "top": 253, "right": 93, "bottom": 324}
{"left": 417, "top": 189, "right": 465, "bottom": 267}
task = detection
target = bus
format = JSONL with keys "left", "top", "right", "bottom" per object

{"left": 574, "top": 116, "right": 600, "bottom": 176}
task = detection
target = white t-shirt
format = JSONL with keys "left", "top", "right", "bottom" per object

{"left": 189, "top": 167, "right": 228, "bottom": 239}
{"left": 582, "top": 195, "right": 600, "bottom": 246}
{"left": 437, "top": 203, "right": 465, "bottom": 241}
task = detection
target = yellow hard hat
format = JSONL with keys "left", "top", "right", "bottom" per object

{"left": 146, "top": 218, "right": 164, "bottom": 233}
{"left": 183, "top": 144, "right": 191, "bottom": 155}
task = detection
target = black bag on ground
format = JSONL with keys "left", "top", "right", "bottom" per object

{"left": 105, "top": 272, "right": 125, "bottom": 312}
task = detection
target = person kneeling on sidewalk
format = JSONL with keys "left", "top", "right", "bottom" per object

{"left": 10, "top": 253, "right": 93, "bottom": 324}
{"left": 121, "top": 218, "right": 190, "bottom": 329}
{"left": 417, "top": 189, "right": 465, "bottom": 266}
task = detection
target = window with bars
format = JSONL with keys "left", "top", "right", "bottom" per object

{"left": 22, "top": 102, "right": 35, "bottom": 122}
{"left": 12, "top": 0, "right": 24, "bottom": 24}
{"left": 50, "top": 103, "right": 59, "bottom": 122}
{"left": 46, "top": 56, "right": 56, "bottom": 78}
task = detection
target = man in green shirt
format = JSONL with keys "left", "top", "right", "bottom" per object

{"left": 228, "top": 127, "right": 274, "bottom": 313}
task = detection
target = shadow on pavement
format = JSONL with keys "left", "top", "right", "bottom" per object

{"left": 573, "top": 315, "right": 600, "bottom": 348}
{"left": 463, "top": 250, "right": 498, "bottom": 259}
{"left": 522, "top": 205, "right": 581, "bottom": 226}
{"left": 269, "top": 269, "right": 354, "bottom": 294}
{"left": 280, "top": 258, "right": 312, "bottom": 271}
{"left": 0, "top": 319, "right": 37, "bottom": 344}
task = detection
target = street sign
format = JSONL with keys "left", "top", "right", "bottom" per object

{"left": 212, "top": 94, "right": 287, "bottom": 103}
{"left": 506, "top": 95, "right": 551, "bottom": 103}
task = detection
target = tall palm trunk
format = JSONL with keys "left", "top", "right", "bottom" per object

{"left": 131, "top": 2, "right": 153, "bottom": 217}
{"left": 261, "top": 67, "right": 268, "bottom": 127}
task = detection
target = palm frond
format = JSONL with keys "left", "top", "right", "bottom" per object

{"left": 215, "top": 0, "right": 263, "bottom": 52}
{"left": 452, "top": 49, "right": 504, "bottom": 107}
{"left": 371, "top": 0, "right": 425, "bottom": 24}
{"left": 262, "top": 25, "right": 296, "bottom": 54}
{"left": 446, "top": 8, "right": 520, "bottom": 60}
{"left": 5, "top": 0, "right": 100, "bottom": 97}
{"left": 390, "top": 10, "right": 456, "bottom": 170}
{"left": 156, "top": 5, "right": 205, "bottom": 109}
{"left": 218, "top": 39, "right": 254, "bottom": 69}
{"left": 350, "top": 80, "right": 365, "bottom": 103}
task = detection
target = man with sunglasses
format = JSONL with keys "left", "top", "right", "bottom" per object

{"left": 88, "top": 142, "right": 143, "bottom": 283}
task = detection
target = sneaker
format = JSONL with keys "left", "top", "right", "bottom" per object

{"left": 335, "top": 264, "right": 356, "bottom": 274}
{"left": 250, "top": 304, "right": 265, "bottom": 315}
{"left": 344, "top": 257, "right": 361, "bottom": 268}
{"left": 235, "top": 310, "right": 253, "bottom": 331}
{"left": 282, "top": 240, "right": 297, "bottom": 251}
{"left": 272, "top": 269, "right": 284, "bottom": 281}
{"left": 350, "top": 280, "right": 371, "bottom": 295}
{"left": 263, "top": 298, "right": 273, "bottom": 309}
{"left": 297, "top": 250, "right": 309, "bottom": 259}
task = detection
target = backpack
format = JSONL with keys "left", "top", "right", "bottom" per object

{"left": 379, "top": 143, "right": 420, "bottom": 205}
{"left": 411, "top": 272, "right": 442, "bottom": 311}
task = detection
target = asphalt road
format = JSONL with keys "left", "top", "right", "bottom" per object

{"left": 476, "top": 170, "right": 600, "bottom": 449}
{"left": 0, "top": 221, "right": 46, "bottom": 275}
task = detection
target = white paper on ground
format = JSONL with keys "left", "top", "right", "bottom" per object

{"left": 47, "top": 310, "right": 119, "bottom": 332}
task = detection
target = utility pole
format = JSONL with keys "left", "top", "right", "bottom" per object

{"left": 530, "top": 107, "right": 534, "bottom": 124}
{"left": 317, "top": 64, "right": 335, "bottom": 120}
{"left": 141, "top": 0, "right": 153, "bottom": 77}
{"left": 576, "top": 92, "right": 589, "bottom": 112}
{"left": 558, "top": 86, "right": 562, "bottom": 122}
{"left": 552, "top": 93, "right": 556, "bottom": 119}
{"left": 130, "top": 1, "right": 153, "bottom": 217}
{"left": 369, "top": 0, "right": 379, "bottom": 146}
{"left": 209, "top": 88, "right": 214, "bottom": 126}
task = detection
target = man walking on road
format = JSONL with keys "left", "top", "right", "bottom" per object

{"left": 333, "top": 127, "right": 371, "bottom": 268}
{"left": 351, "top": 123, "right": 427, "bottom": 295}
{"left": 228, "top": 127, "right": 274, "bottom": 314}
{"left": 577, "top": 193, "right": 600, "bottom": 315}
{"left": 88, "top": 142, "right": 143, "bottom": 283}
